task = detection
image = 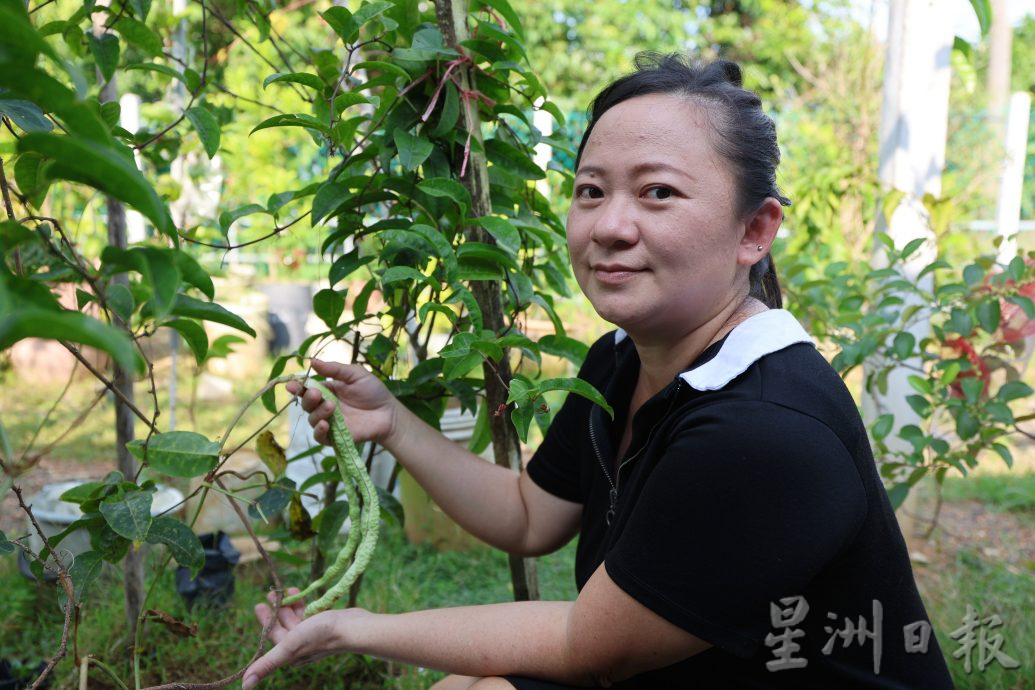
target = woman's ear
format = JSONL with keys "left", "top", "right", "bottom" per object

{"left": 737, "top": 197, "right": 783, "bottom": 267}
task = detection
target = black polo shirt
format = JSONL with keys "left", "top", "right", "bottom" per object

{"left": 513, "top": 310, "right": 954, "bottom": 689}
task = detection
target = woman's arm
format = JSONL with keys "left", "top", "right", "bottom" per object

{"left": 295, "top": 359, "right": 581, "bottom": 556}
{"left": 242, "top": 564, "right": 712, "bottom": 689}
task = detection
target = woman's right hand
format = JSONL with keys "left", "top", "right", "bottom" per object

{"left": 287, "top": 358, "right": 398, "bottom": 447}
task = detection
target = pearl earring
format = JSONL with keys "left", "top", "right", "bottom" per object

{"left": 756, "top": 245, "right": 763, "bottom": 252}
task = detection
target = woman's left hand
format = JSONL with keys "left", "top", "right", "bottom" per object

{"left": 242, "top": 588, "right": 363, "bottom": 689}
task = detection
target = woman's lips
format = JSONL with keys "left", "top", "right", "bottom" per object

{"left": 592, "top": 265, "right": 646, "bottom": 284}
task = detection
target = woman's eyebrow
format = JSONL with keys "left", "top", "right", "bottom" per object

{"left": 575, "top": 161, "right": 696, "bottom": 182}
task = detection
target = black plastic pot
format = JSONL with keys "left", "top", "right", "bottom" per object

{"left": 0, "top": 659, "right": 49, "bottom": 690}
{"left": 174, "top": 532, "right": 240, "bottom": 610}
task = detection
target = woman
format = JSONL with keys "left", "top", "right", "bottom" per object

{"left": 243, "top": 55, "right": 954, "bottom": 689}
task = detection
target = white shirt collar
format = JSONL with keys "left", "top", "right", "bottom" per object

{"left": 612, "top": 309, "right": 815, "bottom": 392}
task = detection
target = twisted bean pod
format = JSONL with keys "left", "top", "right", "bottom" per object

{"left": 280, "top": 378, "right": 380, "bottom": 616}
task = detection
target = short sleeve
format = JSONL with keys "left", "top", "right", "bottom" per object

{"left": 604, "top": 401, "right": 867, "bottom": 658}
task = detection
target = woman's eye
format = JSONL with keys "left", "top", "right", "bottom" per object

{"left": 575, "top": 185, "right": 604, "bottom": 200}
{"left": 645, "top": 186, "right": 673, "bottom": 200}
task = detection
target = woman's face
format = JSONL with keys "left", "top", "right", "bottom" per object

{"left": 567, "top": 93, "right": 754, "bottom": 341}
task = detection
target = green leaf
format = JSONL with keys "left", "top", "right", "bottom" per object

{"left": 146, "top": 517, "right": 204, "bottom": 577}
{"left": 486, "top": 137, "right": 543, "bottom": 180}
{"left": 126, "top": 431, "right": 219, "bottom": 477}
{"left": 88, "top": 33, "right": 119, "bottom": 83}
{"left": 67, "top": 550, "right": 103, "bottom": 603}
{"left": 0, "top": 1, "right": 58, "bottom": 62}
{"left": 263, "top": 71, "right": 325, "bottom": 91}
{"left": 352, "top": 59, "right": 410, "bottom": 81}
{"left": 59, "top": 481, "right": 106, "bottom": 504}
{"left": 975, "top": 299, "right": 1000, "bottom": 334}
{"left": 322, "top": 5, "right": 358, "bottom": 43}
{"left": 954, "top": 408, "right": 980, "bottom": 440}
{"left": 130, "top": 0, "right": 151, "bottom": 21}
{"left": 996, "top": 380, "right": 1033, "bottom": 402}
{"left": 885, "top": 483, "right": 910, "bottom": 510}
{"left": 186, "top": 105, "right": 220, "bottom": 159}
{"left": 125, "top": 62, "right": 194, "bottom": 89}
{"left": 0, "top": 309, "right": 141, "bottom": 374}
{"left": 217, "top": 203, "right": 265, "bottom": 239}
{"left": 417, "top": 177, "right": 471, "bottom": 212}
{"left": 1008, "top": 256, "right": 1025, "bottom": 282}
{"left": 510, "top": 401, "right": 533, "bottom": 443}
{"left": 175, "top": 251, "right": 214, "bottom": 300}
{"left": 329, "top": 249, "right": 374, "bottom": 287}
{"left": 872, "top": 414, "right": 894, "bottom": 441}
{"left": 1007, "top": 295, "right": 1035, "bottom": 319}
{"left": 106, "top": 283, "right": 134, "bottom": 322}
{"left": 248, "top": 478, "right": 296, "bottom": 522}
{"left": 99, "top": 490, "right": 153, "bottom": 541}
{"left": 953, "top": 35, "right": 974, "bottom": 61}
{"left": 945, "top": 308, "right": 973, "bottom": 336}
{"left": 0, "top": 529, "right": 14, "bottom": 555}
{"left": 393, "top": 129, "right": 433, "bottom": 171}
{"left": 311, "top": 182, "right": 349, "bottom": 226}
{"left": 482, "top": 0, "right": 525, "bottom": 41}
{"left": 166, "top": 294, "right": 257, "bottom": 337}
{"left": 0, "top": 98, "right": 53, "bottom": 132}
{"left": 985, "top": 401, "right": 1013, "bottom": 424}
{"left": 537, "top": 377, "right": 613, "bottom": 418}
{"left": 165, "top": 319, "right": 208, "bottom": 365}
{"left": 905, "top": 394, "right": 931, "bottom": 417}
{"left": 469, "top": 400, "right": 491, "bottom": 454}
{"left": 538, "top": 334, "right": 588, "bottom": 365}
{"left": 102, "top": 246, "right": 180, "bottom": 321}
{"left": 317, "top": 500, "right": 349, "bottom": 556}
{"left": 313, "top": 288, "right": 345, "bottom": 329}
{"left": 408, "top": 224, "right": 458, "bottom": 278}
{"left": 382, "top": 266, "right": 429, "bottom": 286}
{"left": 377, "top": 485, "right": 405, "bottom": 528}
{"left": 474, "top": 216, "right": 521, "bottom": 254}
{"left": 251, "top": 113, "right": 329, "bottom": 136}
{"left": 113, "top": 17, "right": 163, "bottom": 57}
{"left": 940, "top": 362, "right": 962, "bottom": 385}
{"left": 17, "top": 133, "right": 175, "bottom": 237}
{"left": 968, "top": 0, "right": 992, "bottom": 35}
{"left": 908, "top": 374, "right": 939, "bottom": 397}
{"left": 353, "top": 1, "right": 394, "bottom": 28}
{"left": 429, "top": 81, "right": 459, "bottom": 137}
{"left": 991, "top": 442, "right": 1013, "bottom": 468}
{"left": 891, "top": 331, "right": 915, "bottom": 359}
{"left": 299, "top": 470, "right": 338, "bottom": 493}
{"left": 899, "top": 237, "right": 925, "bottom": 261}
{"left": 13, "top": 152, "right": 51, "bottom": 207}
{"left": 962, "top": 264, "right": 984, "bottom": 287}
{"left": 333, "top": 92, "right": 370, "bottom": 115}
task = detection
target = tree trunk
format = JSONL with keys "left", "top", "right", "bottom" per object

{"left": 434, "top": 0, "right": 539, "bottom": 602}
{"left": 865, "top": 0, "right": 954, "bottom": 548}
{"left": 92, "top": 3, "right": 145, "bottom": 642}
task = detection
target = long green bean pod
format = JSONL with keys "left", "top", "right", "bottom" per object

{"left": 279, "top": 377, "right": 381, "bottom": 616}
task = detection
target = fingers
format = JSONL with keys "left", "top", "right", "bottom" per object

{"left": 269, "top": 588, "right": 305, "bottom": 630}
{"left": 242, "top": 642, "right": 294, "bottom": 690}
{"left": 312, "top": 358, "right": 366, "bottom": 384}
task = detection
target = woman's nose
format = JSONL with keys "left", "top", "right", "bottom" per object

{"left": 590, "top": 196, "right": 639, "bottom": 247}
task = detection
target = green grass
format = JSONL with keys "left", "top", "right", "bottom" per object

{"left": 920, "top": 547, "right": 1035, "bottom": 689}
{"left": 941, "top": 473, "right": 1035, "bottom": 513}
{"left": 0, "top": 528, "right": 579, "bottom": 690}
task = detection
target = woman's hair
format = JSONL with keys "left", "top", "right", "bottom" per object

{"left": 575, "top": 53, "right": 790, "bottom": 309}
